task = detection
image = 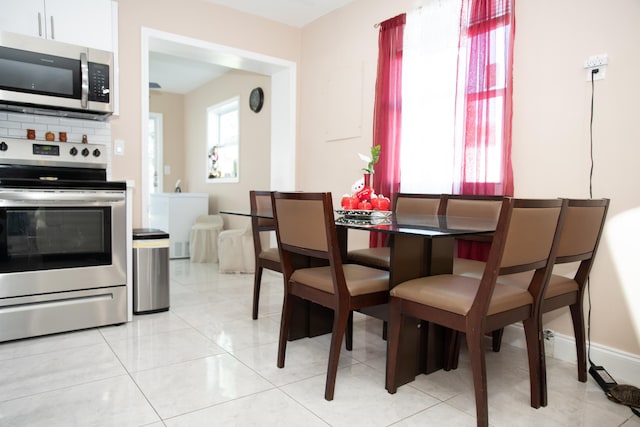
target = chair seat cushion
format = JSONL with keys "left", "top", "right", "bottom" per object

{"left": 347, "top": 247, "right": 391, "bottom": 269}
{"left": 453, "top": 258, "right": 579, "bottom": 299}
{"left": 291, "top": 264, "right": 389, "bottom": 296}
{"left": 390, "top": 274, "right": 533, "bottom": 316}
{"left": 259, "top": 247, "right": 280, "bottom": 263}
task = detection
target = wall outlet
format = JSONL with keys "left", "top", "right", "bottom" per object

{"left": 584, "top": 54, "right": 608, "bottom": 68}
{"left": 586, "top": 66, "right": 606, "bottom": 81}
{"left": 584, "top": 54, "right": 608, "bottom": 81}
{"left": 544, "top": 329, "right": 555, "bottom": 357}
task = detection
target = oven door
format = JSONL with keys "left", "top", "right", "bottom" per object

{"left": 0, "top": 188, "right": 126, "bottom": 298}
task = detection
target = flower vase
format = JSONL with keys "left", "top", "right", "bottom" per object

{"left": 360, "top": 173, "right": 373, "bottom": 201}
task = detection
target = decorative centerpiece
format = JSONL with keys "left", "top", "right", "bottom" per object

{"left": 339, "top": 144, "right": 390, "bottom": 212}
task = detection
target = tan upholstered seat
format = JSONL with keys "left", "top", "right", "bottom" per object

{"left": 386, "top": 198, "right": 567, "bottom": 427}
{"left": 273, "top": 191, "right": 390, "bottom": 401}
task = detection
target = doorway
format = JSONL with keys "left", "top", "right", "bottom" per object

{"left": 140, "top": 28, "right": 297, "bottom": 226}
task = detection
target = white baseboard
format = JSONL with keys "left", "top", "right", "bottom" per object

{"left": 501, "top": 324, "right": 640, "bottom": 386}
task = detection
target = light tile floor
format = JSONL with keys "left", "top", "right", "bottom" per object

{"left": 0, "top": 259, "right": 638, "bottom": 426}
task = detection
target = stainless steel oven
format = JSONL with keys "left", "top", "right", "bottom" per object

{"left": 0, "top": 137, "right": 126, "bottom": 342}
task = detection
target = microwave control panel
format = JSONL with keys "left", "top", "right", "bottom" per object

{"left": 88, "top": 62, "right": 110, "bottom": 103}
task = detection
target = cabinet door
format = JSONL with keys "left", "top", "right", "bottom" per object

{"left": 0, "top": 0, "right": 46, "bottom": 39}
{"left": 44, "top": 0, "right": 113, "bottom": 50}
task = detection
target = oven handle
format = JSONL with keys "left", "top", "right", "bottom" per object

{"left": 0, "top": 191, "right": 125, "bottom": 203}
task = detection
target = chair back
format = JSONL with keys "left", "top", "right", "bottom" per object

{"left": 443, "top": 194, "right": 504, "bottom": 221}
{"left": 250, "top": 190, "right": 276, "bottom": 255}
{"left": 393, "top": 193, "right": 442, "bottom": 216}
{"left": 473, "top": 198, "right": 567, "bottom": 316}
{"left": 272, "top": 192, "right": 336, "bottom": 260}
{"left": 554, "top": 198, "right": 609, "bottom": 264}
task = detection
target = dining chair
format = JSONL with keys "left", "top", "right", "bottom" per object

{"left": 272, "top": 191, "right": 390, "bottom": 400}
{"left": 386, "top": 198, "right": 567, "bottom": 427}
{"left": 249, "top": 190, "right": 282, "bottom": 320}
{"left": 347, "top": 193, "right": 443, "bottom": 270}
{"left": 455, "top": 198, "right": 610, "bottom": 404}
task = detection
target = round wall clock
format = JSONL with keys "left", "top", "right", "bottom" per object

{"left": 249, "top": 87, "right": 264, "bottom": 113}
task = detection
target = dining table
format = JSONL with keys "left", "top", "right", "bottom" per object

{"left": 334, "top": 211, "right": 497, "bottom": 388}
{"left": 221, "top": 208, "right": 498, "bottom": 389}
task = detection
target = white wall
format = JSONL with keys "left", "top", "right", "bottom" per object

{"left": 297, "top": 0, "right": 640, "bottom": 360}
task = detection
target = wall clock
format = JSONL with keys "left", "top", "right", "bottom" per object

{"left": 249, "top": 87, "right": 264, "bottom": 113}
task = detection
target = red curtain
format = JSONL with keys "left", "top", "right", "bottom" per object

{"left": 370, "top": 14, "right": 405, "bottom": 248}
{"left": 455, "top": 0, "right": 515, "bottom": 260}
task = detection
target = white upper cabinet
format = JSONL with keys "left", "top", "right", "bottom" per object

{"left": 0, "top": 0, "right": 114, "bottom": 51}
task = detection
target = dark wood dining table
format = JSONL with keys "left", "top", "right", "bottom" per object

{"left": 221, "top": 209, "right": 497, "bottom": 388}
{"left": 335, "top": 212, "right": 497, "bottom": 388}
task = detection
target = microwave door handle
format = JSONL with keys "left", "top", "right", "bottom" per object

{"left": 38, "top": 12, "right": 43, "bottom": 37}
{"left": 80, "top": 52, "right": 89, "bottom": 109}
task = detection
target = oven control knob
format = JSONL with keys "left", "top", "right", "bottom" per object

{"left": 0, "top": 141, "right": 7, "bottom": 151}
{"left": 92, "top": 148, "right": 101, "bottom": 157}
{"left": 81, "top": 148, "right": 90, "bottom": 157}
{"left": 69, "top": 147, "right": 78, "bottom": 156}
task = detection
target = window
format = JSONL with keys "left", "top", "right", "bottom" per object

{"left": 400, "top": 1, "right": 462, "bottom": 194}
{"left": 398, "top": 0, "right": 513, "bottom": 195}
{"left": 207, "top": 97, "right": 239, "bottom": 183}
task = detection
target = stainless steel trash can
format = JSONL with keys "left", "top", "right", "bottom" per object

{"left": 133, "top": 228, "right": 170, "bottom": 314}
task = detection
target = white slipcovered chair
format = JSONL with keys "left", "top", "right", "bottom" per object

{"left": 218, "top": 226, "right": 255, "bottom": 273}
{"left": 189, "top": 215, "right": 223, "bottom": 263}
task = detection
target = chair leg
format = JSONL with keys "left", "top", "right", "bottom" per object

{"left": 277, "top": 292, "right": 296, "bottom": 369}
{"left": 523, "top": 318, "right": 544, "bottom": 408}
{"left": 345, "top": 311, "right": 353, "bottom": 351}
{"left": 491, "top": 328, "right": 504, "bottom": 352}
{"left": 444, "top": 330, "right": 461, "bottom": 371}
{"left": 385, "top": 298, "right": 402, "bottom": 394}
{"left": 325, "top": 306, "right": 349, "bottom": 401}
{"left": 569, "top": 302, "right": 588, "bottom": 382}
{"left": 466, "top": 330, "right": 489, "bottom": 427}
{"left": 252, "top": 266, "right": 263, "bottom": 320}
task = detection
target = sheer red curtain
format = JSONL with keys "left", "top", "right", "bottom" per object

{"left": 370, "top": 14, "right": 405, "bottom": 248}
{"left": 455, "top": 0, "right": 515, "bottom": 260}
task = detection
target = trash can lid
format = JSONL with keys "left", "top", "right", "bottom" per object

{"left": 133, "top": 228, "right": 170, "bottom": 239}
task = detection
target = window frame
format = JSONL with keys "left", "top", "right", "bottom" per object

{"left": 206, "top": 96, "right": 240, "bottom": 184}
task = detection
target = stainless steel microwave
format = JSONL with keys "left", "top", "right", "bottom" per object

{"left": 0, "top": 31, "right": 113, "bottom": 120}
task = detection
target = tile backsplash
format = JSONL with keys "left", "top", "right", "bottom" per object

{"left": 0, "top": 111, "right": 114, "bottom": 179}
{"left": 0, "top": 111, "right": 111, "bottom": 145}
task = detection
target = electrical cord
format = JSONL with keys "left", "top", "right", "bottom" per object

{"left": 587, "top": 67, "right": 597, "bottom": 367}
{"left": 587, "top": 68, "right": 640, "bottom": 418}
{"left": 587, "top": 68, "right": 596, "bottom": 367}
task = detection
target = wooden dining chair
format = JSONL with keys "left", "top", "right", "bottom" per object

{"left": 347, "top": 193, "right": 443, "bottom": 270}
{"left": 249, "top": 190, "right": 281, "bottom": 319}
{"left": 455, "top": 198, "right": 610, "bottom": 405}
{"left": 386, "top": 198, "right": 567, "bottom": 427}
{"left": 272, "top": 191, "right": 390, "bottom": 400}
